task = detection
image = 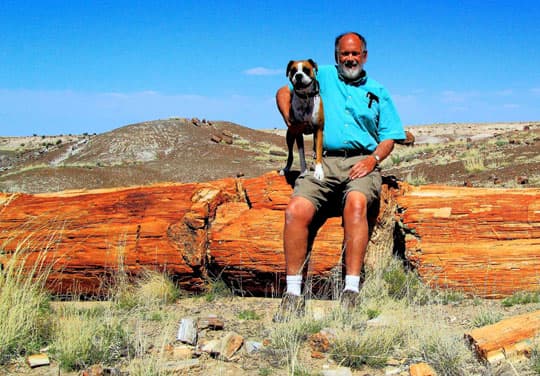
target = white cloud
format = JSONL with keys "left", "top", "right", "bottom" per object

{"left": 440, "top": 90, "right": 479, "bottom": 104}
{"left": 243, "top": 67, "right": 281, "bottom": 76}
{"left": 495, "top": 89, "right": 514, "bottom": 96}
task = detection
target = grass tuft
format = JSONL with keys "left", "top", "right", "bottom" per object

{"left": 501, "top": 290, "right": 540, "bottom": 307}
{"left": 0, "top": 239, "right": 52, "bottom": 364}
{"left": 51, "top": 306, "right": 133, "bottom": 371}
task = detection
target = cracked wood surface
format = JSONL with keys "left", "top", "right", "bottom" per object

{"left": 0, "top": 172, "right": 538, "bottom": 297}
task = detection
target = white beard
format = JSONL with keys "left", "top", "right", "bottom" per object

{"left": 338, "top": 62, "right": 362, "bottom": 81}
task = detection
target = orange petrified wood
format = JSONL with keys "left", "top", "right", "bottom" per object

{"left": 0, "top": 171, "right": 539, "bottom": 297}
{"left": 397, "top": 185, "right": 540, "bottom": 298}
{"left": 465, "top": 310, "right": 540, "bottom": 363}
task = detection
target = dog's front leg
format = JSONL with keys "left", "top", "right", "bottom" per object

{"left": 280, "top": 129, "right": 297, "bottom": 175}
{"left": 313, "top": 127, "right": 324, "bottom": 180}
{"left": 296, "top": 133, "right": 308, "bottom": 176}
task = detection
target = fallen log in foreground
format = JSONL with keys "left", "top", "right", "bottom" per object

{"left": 465, "top": 310, "right": 540, "bottom": 363}
{"left": 0, "top": 171, "right": 538, "bottom": 297}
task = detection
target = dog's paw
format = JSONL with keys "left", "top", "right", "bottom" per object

{"left": 279, "top": 168, "right": 289, "bottom": 176}
{"left": 313, "top": 164, "right": 324, "bottom": 180}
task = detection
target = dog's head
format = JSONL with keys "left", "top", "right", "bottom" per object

{"left": 286, "top": 59, "right": 318, "bottom": 90}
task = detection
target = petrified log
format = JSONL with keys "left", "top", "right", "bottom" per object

{"left": 465, "top": 310, "right": 540, "bottom": 363}
{"left": 0, "top": 171, "right": 539, "bottom": 297}
{"left": 0, "top": 179, "right": 242, "bottom": 294}
{"left": 397, "top": 184, "right": 540, "bottom": 298}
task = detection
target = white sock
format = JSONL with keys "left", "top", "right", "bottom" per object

{"left": 286, "top": 275, "right": 302, "bottom": 296}
{"left": 344, "top": 275, "right": 361, "bottom": 293}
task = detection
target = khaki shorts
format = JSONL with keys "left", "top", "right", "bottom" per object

{"left": 292, "top": 155, "right": 382, "bottom": 212}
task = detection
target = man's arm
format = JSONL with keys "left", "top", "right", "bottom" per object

{"left": 349, "top": 139, "right": 395, "bottom": 180}
{"left": 276, "top": 85, "right": 292, "bottom": 127}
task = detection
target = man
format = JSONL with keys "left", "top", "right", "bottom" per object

{"left": 274, "top": 32, "right": 405, "bottom": 321}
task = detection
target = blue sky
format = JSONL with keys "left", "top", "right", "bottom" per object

{"left": 1, "top": 1, "right": 539, "bottom": 136}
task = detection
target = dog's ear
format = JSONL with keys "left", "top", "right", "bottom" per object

{"left": 286, "top": 60, "right": 294, "bottom": 77}
{"left": 308, "top": 59, "right": 318, "bottom": 73}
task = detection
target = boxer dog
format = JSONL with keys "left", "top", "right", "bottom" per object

{"left": 280, "top": 59, "right": 325, "bottom": 180}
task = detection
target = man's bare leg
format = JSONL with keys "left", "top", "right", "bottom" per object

{"left": 283, "top": 196, "right": 317, "bottom": 276}
{"left": 273, "top": 196, "right": 317, "bottom": 322}
{"left": 342, "top": 191, "right": 369, "bottom": 289}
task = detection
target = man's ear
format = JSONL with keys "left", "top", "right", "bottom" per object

{"left": 286, "top": 60, "right": 294, "bottom": 77}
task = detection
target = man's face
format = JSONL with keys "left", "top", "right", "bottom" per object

{"left": 337, "top": 34, "right": 368, "bottom": 81}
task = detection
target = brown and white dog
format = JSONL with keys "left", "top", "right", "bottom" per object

{"left": 280, "top": 59, "right": 325, "bottom": 180}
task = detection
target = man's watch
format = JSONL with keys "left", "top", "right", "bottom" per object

{"left": 372, "top": 153, "right": 381, "bottom": 165}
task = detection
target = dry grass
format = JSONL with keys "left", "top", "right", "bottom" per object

{"left": 0, "top": 236, "right": 53, "bottom": 364}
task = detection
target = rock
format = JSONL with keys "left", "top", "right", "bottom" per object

{"left": 385, "top": 367, "right": 402, "bottom": 375}
{"left": 465, "top": 309, "right": 540, "bottom": 364}
{"left": 210, "top": 135, "right": 222, "bottom": 143}
{"left": 244, "top": 340, "right": 262, "bottom": 354}
{"left": 160, "top": 359, "right": 200, "bottom": 372}
{"left": 198, "top": 315, "right": 224, "bottom": 330}
{"left": 220, "top": 331, "right": 244, "bottom": 360}
{"left": 269, "top": 149, "right": 287, "bottom": 157}
{"left": 409, "top": 362, "right": 437, "bottom": 376}
{"left": 200, "top": 339, "right": 221, "bottom": 355}
{"left": 26, "top": 353, "right": 50, "bottom": 368}
{"left": 222, "top": 130, "right": 233, "bottom": 138}
{"left": 320, "top": 365, "right": 353, "bottom": 376}
{"left": 517, "top": 175, "right": 529, "bottom": 184}
{"left": 177, "top": 318, "right": 198, "bottom": 345}
{"left": 308, "top": 329, "right": 335, "bottom": 353}
{"left": 199, "top": 332, "right": 244, "bottom": 361}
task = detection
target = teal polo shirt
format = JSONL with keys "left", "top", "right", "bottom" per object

{"left": 316, "top": 65, "right": 405, "bottom": 152}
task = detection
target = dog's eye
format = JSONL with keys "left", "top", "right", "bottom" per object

{"left": 290, "top": 68, "right": 298, "bottom": 75}
{"left": 302, "top": 67, "right": 310, "bottom": 75}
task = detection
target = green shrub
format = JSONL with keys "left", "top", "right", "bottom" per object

{"left": 501, "top": 291, "right": 540, "bottom": 307}
{"left": 238, "top": 309, "right": 261, "bottom": 320}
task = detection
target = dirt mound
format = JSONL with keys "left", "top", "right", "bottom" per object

{"left": 0, "top": 120, "right": 538, "bottom": 193}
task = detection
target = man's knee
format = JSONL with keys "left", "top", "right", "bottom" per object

{"left": 285, "top": 196, "right": 316, "bottom": 225}
{"left": 344, "top": 192, "right": 368, "bottom": 219}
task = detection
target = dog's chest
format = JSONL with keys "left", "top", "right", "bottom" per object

{"left": 291, "top": 94, "right": 322, "bottom": 126}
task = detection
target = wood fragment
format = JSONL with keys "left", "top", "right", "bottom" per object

{"left": 465, "top": 309, "right": 540, "bottom": 363}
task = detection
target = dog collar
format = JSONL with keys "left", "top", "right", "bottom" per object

{"left": 294, "top": 80, "right": 320, "bottom": 98}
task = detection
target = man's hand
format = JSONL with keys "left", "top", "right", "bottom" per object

{"left": 349, "top": 156, "right": 377, "bottom": 180}
{"left": 348, "top": 139, "right": 395, "bottom": 180}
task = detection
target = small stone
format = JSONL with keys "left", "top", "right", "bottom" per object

{"left": 220, "top": 331, "right": 244, "bottom": 360}
{"left": 517, "top": 176, "right": 529, "bottom": 185}
{"left": 177, "top": 318, "right": 198, "bottom": 345}
{"left": 198, "top": 315, "right": 224, "bottom": 330}
{"left": 200, "top": 339, "right": 221, "bottom": 355}
{"left": 211, "top": 135, "right": 222, "bottom": 143}
{"left": 385, "top": 366, "right": 402, "bottom": 375}
{"left": 320, "top": 366, "right": 353, "bottom": 376}
{"left": 244, "top": 340, "right": 262, "bottom": 354}
{"left": 366, "top": 314, "right": 392, "bottom": 327}
{"left": 26, "top": 353, "right": 50, "bottom": 368}
{"left": 410, "top": 362, "right": 437, "bottom": 376}
{"left": 386, "top": 358, "right": 402, "bottom": 366}
{"left": 160, "top": 359, "right": 200, "bottom": 372}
